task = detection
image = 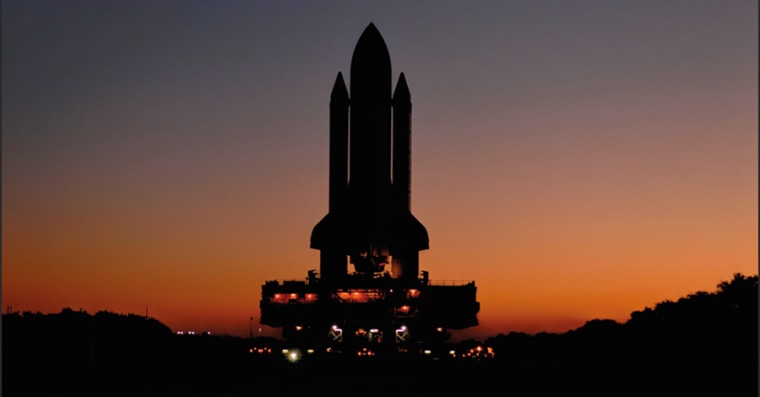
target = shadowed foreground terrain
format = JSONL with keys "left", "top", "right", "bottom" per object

{"left": 3, "top": 274, "right": 756, "bottom": 396}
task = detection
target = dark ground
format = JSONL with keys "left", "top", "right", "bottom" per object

{"left": 4, "top": 349, "right": 756, "bottom": 396}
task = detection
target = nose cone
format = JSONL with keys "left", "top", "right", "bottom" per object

{"left": 348, "top": 23, "right": 393, "bottom": 190}
{"left": 350, "top": 23, "right": 391, "bottom": 100}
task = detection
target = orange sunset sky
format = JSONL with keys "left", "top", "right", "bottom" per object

{"left": 2, "top": 1, "right": 757, "bottom": 341}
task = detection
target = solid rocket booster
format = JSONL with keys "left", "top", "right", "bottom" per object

{"left": 311, "top": 23, "right": 428, "bottom": 283}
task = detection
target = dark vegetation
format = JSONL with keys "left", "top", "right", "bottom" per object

{"left": 3, "top": 274, "right": 757, "bottom": 396}
{"left": 484, "top": 273, "right": 757, "bottom": 396}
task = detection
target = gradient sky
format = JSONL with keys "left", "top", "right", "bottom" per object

{"left": 3, "top": 0, "right": 757, "bottom": 340}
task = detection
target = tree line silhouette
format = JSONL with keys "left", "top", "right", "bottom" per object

{"left": 3, "top": 273, "right": 756, "bottom": 396}
{"left": 483, "top": 273, "right": 757, "bottom": 395}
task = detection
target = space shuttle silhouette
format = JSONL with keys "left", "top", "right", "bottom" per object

{"left": 311, "top": 23, "right": 429, "bottom": 284}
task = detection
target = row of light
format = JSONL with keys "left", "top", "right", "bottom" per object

{"left": 272, "top": 289, "right": 420, "bottom": 301}
{"left": 272, "top": 293, "right": 318, "bottom": 301}
{"left": 290, "top": 324, "right": 446, "bottom": 335}
{"left": 273, "top": 342, "right": 491, "bottom": 362}
{"left": 176, "top": 331, "right": 211, "bottom": 335}
{"left": 281, "top": 348, "right": 315, "bottom": 363}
